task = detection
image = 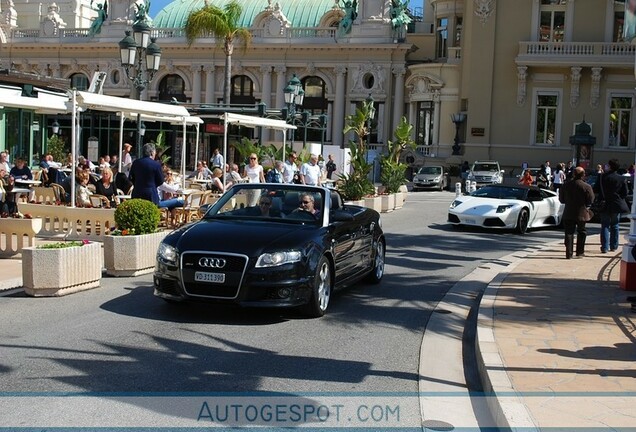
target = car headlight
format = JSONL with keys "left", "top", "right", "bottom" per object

{"left": 496, "top": 205, "right": 514, "bottom": 213}
{"left": 256, "top": 250, "right": 302, "bottom": 268}
{"left": 467, "top": 174, "right": 475, "bottom": 180}
{"left": 157, "top": 243, "right": 178, "bottom": 265}
{"left": 450, "top": 199, "right": 463, "bottom": 209}
{"left": 433, "top": 176, "right": 441, "bottom": 182}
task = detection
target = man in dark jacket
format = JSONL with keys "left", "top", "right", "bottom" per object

{"left": 559, "top": 166, "right": 595, "bottom": 259}
{"left": 594, "top": 158, "right": 630, "bottom": 253}
{"left": 129, "top": 143, "right": 164, "bottom": 205}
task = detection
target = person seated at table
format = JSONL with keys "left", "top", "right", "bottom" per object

{"left": 112, "top": 165, "right": 133, "bottom": 194}
{"left": 94, "top": 166, "right": 117, "bottom": 208}
{"left": 9, "top": 157, "right": 32, "bottom": 183}
{"left": 208, "top": 166, "right": 225, "bottom": 193}
{"left": 97, "top": 156, "right": 110, "bottom": 173}
{"left": 0, "top": 166, "right": 17, "bottom": 216}
{"left": 291, "top": 193, "right": 321, "bottom": 219}
{"left": 157, "top": 170, "right": 184, "bottom": 226}
{"left": 77, "top": 155, "right": 96, "bottom": 172}
{"left": 225, "top": 163, "right": 243, "bottom": 189}
{"left": 65, "top": 153, "right": 74, "bottom": 169}
{"left": 75, "top": 170, "right": 93, "bottom": 207}
{"left": 191, "top": 160, "right": 212, "bottom": 180}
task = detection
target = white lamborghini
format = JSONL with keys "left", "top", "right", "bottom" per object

{"left": 448, "top": 184, "right": 564, "bottom": 234}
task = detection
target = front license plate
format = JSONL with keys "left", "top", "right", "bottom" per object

{"left": 464, "top": 218, "right": 477, "bottom": 225}
{"left": 194, "top": 271, "right": 226, "bottom": 283}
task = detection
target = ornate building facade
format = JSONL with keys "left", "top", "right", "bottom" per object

{"left": 1, "top": 0, "right": 635, "bottom": 172}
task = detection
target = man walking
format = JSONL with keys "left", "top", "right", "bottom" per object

{"left": 559, "top": 166, "right": 595, "bottom": 259}
{"left": 594, "top": 158, "right": 630, "bottom": 253}
{"left": 129, "top": 143, "right": 164, "bottom": 205}
{"left": 210, "top": 147, "right": 224, "bottom": 169}
{"left": 300, "top": 154, "right": 322, "bottom": 186}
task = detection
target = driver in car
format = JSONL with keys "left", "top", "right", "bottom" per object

{"left": 294, "top": 193, "right": 321, "bottom": 219}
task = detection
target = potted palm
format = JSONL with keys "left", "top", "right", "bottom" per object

{"left": 380, "top": 117, "right": 416, "bottom": 210}
{"left": 103, "top": 199, "right": 167, "bottom": 277}
{"left": 339, "top": 100, "right": 376, "bottom": 205}
{"left": 23, "top": 240, "right": 103, "bottom": 297}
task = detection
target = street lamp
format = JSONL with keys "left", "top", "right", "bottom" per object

{"left": 284, "top": 74, "right": 304, "bottom": 151}
{"left": 451, "top": 112, "right": 466, "bottom": 156}
{"left": 118, "top": 15, "right": 161, "bottom": 158}
{"left": 51, "top": 120, "right": 60, "bottom": 135}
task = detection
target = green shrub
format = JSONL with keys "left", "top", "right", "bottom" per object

{"left": 114, "top": 199, "right": 160, "bottom": 235}
{"left": 380, "top": 159, "right": 408, "bottom": 194}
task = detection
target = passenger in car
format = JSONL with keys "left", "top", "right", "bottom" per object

{"left": 293, "top": 193, "right": 321, "bottom": 219}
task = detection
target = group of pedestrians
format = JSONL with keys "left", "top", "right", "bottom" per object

{"left": 558, "top": 158, "right": 631, "bottom": 259}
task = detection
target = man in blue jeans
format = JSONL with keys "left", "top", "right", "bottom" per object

{"left": 594, "top": 158, "right": 630, "bottom": 253}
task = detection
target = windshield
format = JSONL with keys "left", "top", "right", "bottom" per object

{"left": 203, "top": 184, "right": 327, "bottom": 225}
{"left": 471, "top": 186, "right": 526, "bottom": 200}
{"left": 472, "top": 164, "right": 499, "bottom": 172}
{"left": 418, "top": 166, "right": 442, "bottom": 175}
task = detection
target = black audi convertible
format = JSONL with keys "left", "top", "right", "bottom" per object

{"left": 153, "top": 183, "right": 385, "bottom": 317}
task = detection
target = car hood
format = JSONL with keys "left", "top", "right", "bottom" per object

{"left": 166, "top": 219, "right": 314, "bottom": 256}
{"left": 453, "top": 196, "right": 522, "bottom": 209}
{"left": 414, "top": 173, "right": 441, "bottom": 180}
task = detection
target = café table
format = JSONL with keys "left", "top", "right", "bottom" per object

{"left": 15, "top": 179, "right": 41, "bottom": 187}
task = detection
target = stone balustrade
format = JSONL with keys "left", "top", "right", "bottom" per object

{"left": 0, "top": 218, "right": 43, "bottom": 256}
{"left": 31, "top": 187, "right": 57, "bottom": 204}
{"left": 18, "top": 203, "right": 116, "bottom": 241}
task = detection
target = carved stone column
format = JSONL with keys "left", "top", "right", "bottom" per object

{"left": 333, "top": 65, "right": 347, "bottom": 148}
{"left": 204, "top": 65, "right": 215, "bottom": 104}
{"left": 392, "top": 65, "right": 406, "bottom": 130}
{"left": 570, "top": 66, "right": 581, "bottom": 109}
{"left": 191, "top": 64, "right": 202, "bottom": 104}
{"left": 517, "top": 66, "right": 527, "bottom": 106}
{"left": 590, "top": 67, "right": 602, "bottom": 109}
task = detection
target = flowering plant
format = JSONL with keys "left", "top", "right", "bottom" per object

{"left": 37, "top": 239, "right": 90, "bottom": 249}
{"left": 110, "top": 227, "right": 136, "bottom": 236}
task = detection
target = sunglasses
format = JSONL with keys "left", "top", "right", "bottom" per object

{"left": 301, "top": 200, "right": 312, "bottom": 204}
{"left": 250, "top": 157, "right": 257, "bottom": 160}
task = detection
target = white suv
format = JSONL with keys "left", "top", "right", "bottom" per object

{"left": 467, "top": 161, "right": 504, "bottom": 187}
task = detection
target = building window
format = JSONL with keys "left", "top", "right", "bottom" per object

{"left": 158, "top": 74, "right": 186, "bottom": 102}
{"left": 299, "top": 77, "right": 328, "bottom": 143}
{"left": 416, "top": 101, "right": 434, "bottom": 149}
{"left": 455, "top": 17, "right": 463, "bottom": 45}
{"left": 230, "top": 75, "right": 255, "bottom": 105}
{"left": 69, "top": 73, "right": 89, "bottom": 91}
{"left": 608, "top": 95, "right": 632, "bottom": 147}
{"left": 539, "top": 0, "right": 566, "bottom": 42}
{"left": 535, "top": 93, "right": 558, "bottom": 145}
{"left": 436, "top": 17, "right": 448, "bottom": 58}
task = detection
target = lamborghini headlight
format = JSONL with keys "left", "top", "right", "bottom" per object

{"left": 256, "top": 250, "right": 302, "bottom": 268}
{"left": 496, "top": 205, "right": 514, "bottom": 213}
{"left": 450, "top": 199, "right": 463, "bottom": 209}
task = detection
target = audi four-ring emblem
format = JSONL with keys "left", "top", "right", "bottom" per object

{"left": 198, "top": 258, "right": 227, "bottom": 269}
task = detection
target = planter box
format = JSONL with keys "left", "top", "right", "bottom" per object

{"left": 380, "top": 194, "right": 395, "bottom": 213}
{"left": 394, "top": 192, "right": 404, "bottom": 209}
{"left": 364, "top": 196, "right": 382, "bottom": 212}
{"left": 104, "top": 230, "right": 168, "bottom": 277}
{"left": 344, "top": 199, "right": 365, "bottom": 207}
{"left": 22, "top": 241, "right": 103, "bottom": 297}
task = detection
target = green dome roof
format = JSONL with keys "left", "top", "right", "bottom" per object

{"left": 154, "top": 0, "right": 337, "bottom": 29}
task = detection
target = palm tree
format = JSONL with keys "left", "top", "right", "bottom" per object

{"left": 185, "top": 0, "right": 252, "bottom": 106}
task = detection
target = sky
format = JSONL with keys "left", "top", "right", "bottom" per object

{"left": 148, "top": 0, "right": 422, "bottom": 19}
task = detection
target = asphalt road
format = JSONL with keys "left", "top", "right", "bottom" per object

{"left": 0, "top": 190, "right": 569, "bottom": 428}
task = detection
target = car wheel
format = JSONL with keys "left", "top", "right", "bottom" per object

{"left": 516, "top": 208, "right": 529, "bottom": 234}
{"left": 366, "top": 239, "right": 385, "bottom": 284}
{"left": 303, "top": 256, "right": 332, "bottom": 318}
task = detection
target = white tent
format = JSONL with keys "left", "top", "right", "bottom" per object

{"left": 70, "top": 91, "right": 202, "bottom": 206}
{"left": 221, "top": 112, "right": 296, "bottom": 189}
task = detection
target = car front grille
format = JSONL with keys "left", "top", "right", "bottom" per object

{"left": 484, "top": 218, "right": 506, "bottom": 227}
{"left": 180, "top": 251, "right": 249, "bottom": 299}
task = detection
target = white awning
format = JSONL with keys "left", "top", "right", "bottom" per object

{"left": 223, "top": 112, "right": 296, "bottom": 131}
{"left": 76, "top": 91, "right": 190, "bottom": 118}
{"left": 0, "top": 85, "right": 70, "bottom": 113}
{"left": 120, "top": 112, "right": 204, "bottom": 125}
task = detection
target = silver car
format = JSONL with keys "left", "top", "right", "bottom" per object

{"left": 412, "top": 166, "right": 447, "bottom": 191}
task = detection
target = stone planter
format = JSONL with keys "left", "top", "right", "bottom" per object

{"left": 22, "top": 241, "right": 103, "bottom": 297}
{"left": 380, "top": 194, "right": 395, "bottom": 213}
{"left": 364, "top": 196, "right": 382, "bottom": 212}
{"left": 394, "top": 192, "right": 404, "bottom": 209}
{"left": 104, "top": 230, "right": 168, "bottom": 277}
{"left": 345, "top": 199, "right": 365, "bottom": 207}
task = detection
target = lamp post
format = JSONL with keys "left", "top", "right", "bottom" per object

{"left": 50, "top": 120, "right": 60, "bottom": 136}
{"left": 284, "top": 74, "right": 304, "bottom": 152}
{"left": 451, "top": 112, "right": 466, "bottom": 156}
{"left": 118, "top": 16, "right": 161, "bottom": 158}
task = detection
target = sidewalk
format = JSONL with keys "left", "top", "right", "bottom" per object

{"left": 478, "top": 234, "right": 636, "bottom": 429}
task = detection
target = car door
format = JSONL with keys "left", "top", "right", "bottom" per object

{"left": 329, "top": 214, "right": 358, "bottom": 283}
{"left": 351, "top": 211, "right": 376, "bottom": 274}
